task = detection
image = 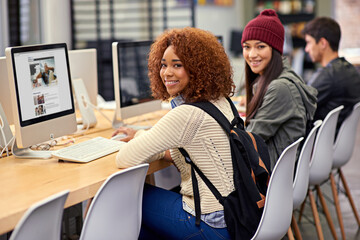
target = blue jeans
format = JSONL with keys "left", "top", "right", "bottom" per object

{"left": 139, "top": 184, "right": 231, "bottom": 240}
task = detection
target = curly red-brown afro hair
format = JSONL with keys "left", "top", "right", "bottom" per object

{"left": 148, "top": 27, "right": 235, "bottom": 102}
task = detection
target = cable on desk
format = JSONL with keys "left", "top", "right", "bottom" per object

{"left": 0, "top": 136, "right": 14, "bottom": 157}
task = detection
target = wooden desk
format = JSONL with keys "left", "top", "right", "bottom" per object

{"left": 0, "top": 110, "right": 171, "bottom": 235}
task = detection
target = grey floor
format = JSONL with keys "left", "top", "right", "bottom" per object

{"left": 291, "top": 121, "right": 360, "bottom": 240}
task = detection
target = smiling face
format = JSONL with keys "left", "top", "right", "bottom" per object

{"left": 160, "top": 45, "right": 190, "bottom": 97}
{"left": 242, "top": 40, "right": 272, "bottom": 75}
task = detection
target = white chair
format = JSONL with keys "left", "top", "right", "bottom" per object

{"left": 299, "top": 105, "right": 343, "bottom": 240}
{"left": 328, "top": 102, "right": 360, "bottom": 239}
{"left": 251, "top": 137, "right": 303, "bottom": 240}
{"left": 79, "top": 163, "right": 149, "bottom": 240}
{"left": 290, "top": 120, "right": 322, "bottom": 240}
{"left": 9, "top": 190, "right": 69, "bottom": 240}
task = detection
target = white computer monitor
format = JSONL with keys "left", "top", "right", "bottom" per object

{"left": 5, "top": 43, "right": 77, "bottom": 158}
{"left": 68, "top": 48, "right": 98, "bottom": 106}
{"left": 112, "top": 40, "right": 161, "bottom": 128}
{"left": 0, "top": 56, "right": 14, "bottom": 125}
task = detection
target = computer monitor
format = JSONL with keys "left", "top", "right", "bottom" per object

{"left": 5, "top": 43, "right": 77, "bottom": 158}
{"left": 0, "top": 56, "right": 14, "bottom": 125}
{"left": 112, "top": 40, "right": 161, "bottom": 128}
{"left": 216, "top": 35, "right": 224, "bottom": 46}
{"left": 68, "top": 48, "right": 98, "bottom": 106}
{"left": 230, "top": 30, "right": 243, "bottom": 57}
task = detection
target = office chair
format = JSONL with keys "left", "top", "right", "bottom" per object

{"left": 9, "top": 190, "right": 69, "bottom": 240}
{"left": 328, "top": 102, "right": 360, "bottom": 239}
{"left": 251, "top": 137, "right": 303, "bottom": 240}
{"left": 79, "top": 163, "right": 149, "bottom": 240}
{"left": 290, "top": 120, "right": 322, "bottom": 240}
{"left": 298, "top": 105, "right": 343, "bottom": 240}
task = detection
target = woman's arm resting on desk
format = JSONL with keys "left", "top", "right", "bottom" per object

{"left": 115, "top": 105, "right": 198, "bottom": 168}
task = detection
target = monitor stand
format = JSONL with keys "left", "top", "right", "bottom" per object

{"left": 12, "top": 139, "right": 53, "bottom": 159}
{"left": 112, "top": 114, "right": 151, "bottom": 130}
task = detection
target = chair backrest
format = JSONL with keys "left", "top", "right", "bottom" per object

{"left": 9, "top": 190, "right": 69, "bottom": 240}
{"left": 79, "top": 163, "right": 149, "bottom": 240}
{"left": 309, "top": 105, "right": 343, "bottom": 185}
{"left": 293, "top": 120, "right": 322, "bottom": 210}
{"left": 333, "top": 102, "right": 360, "bottom": 169}
{"left": 251, "top": 137, "right": 303, "bottom": 240}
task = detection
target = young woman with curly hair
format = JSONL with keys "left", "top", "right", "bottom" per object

{"left": 113, "top": 27, "right": 236, "bottom": 239}
{"left": 242, "top": 9, "right": 317, "bottom": 169}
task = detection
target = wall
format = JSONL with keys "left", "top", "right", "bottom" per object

{"left": 316, "top": 0, "right": 333, "bottom": 18}
{"left": 41, "top": 0, "right": 72, "bottom": 48}
{"left": 335, "top": 0, "right": 360, "bottom": 49}
{"left": 196, "top": 1, "right": 243, "bottom": 54}
{"left": 0, "top": 0, "right": 9, "bottom": 56}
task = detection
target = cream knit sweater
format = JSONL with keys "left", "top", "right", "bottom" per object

{"left": 116, "top": 97, "right": 235, "bottom": 214}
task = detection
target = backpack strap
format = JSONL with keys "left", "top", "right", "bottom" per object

{"left": 246, "top": 132, "right": 267, "bottom": 208}
{"left": 179, "top": 147, "right": 224, "bottom": 226}
{"left": 179, "top": 98, "right": 243, "bottom": 226}
{"left": 187, "top": 97, "right": 244, "bottom": 132}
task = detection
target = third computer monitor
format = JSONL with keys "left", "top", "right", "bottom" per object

{"left": 112, "top": 40, "right": 161, "bottom": 127}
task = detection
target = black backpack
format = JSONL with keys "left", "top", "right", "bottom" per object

{"left": 179, "top": 98, "right": 271, "bottom": 240}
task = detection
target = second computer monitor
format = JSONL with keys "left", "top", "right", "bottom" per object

{"left": 68, "top": 48, "right": 98, "bottom": 106}
{"left": 112, "top": 40, "right": 161, "bottom": 126}
{"left": 0, "top": 56, "right": 14, "bottom": 125}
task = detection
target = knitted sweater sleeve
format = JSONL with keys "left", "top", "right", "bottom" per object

{"left": 115, "top": 105, "right": 203, "bottom": 168}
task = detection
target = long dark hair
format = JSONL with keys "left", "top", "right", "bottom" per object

{"left": 245, "top": 49, "right": 283, "bottom": 125}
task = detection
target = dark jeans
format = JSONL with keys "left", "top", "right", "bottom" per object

{"left": 139, "top": 184, "right": 230, "bottom": 240}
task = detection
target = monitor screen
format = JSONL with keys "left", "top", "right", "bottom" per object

{"left": 216, "top": 35, "right": 224, "bottom": 46}
{"left": 230, "top": 30, "right": 243, "bottom": 57}
{"left": 6, "top": 43, "right": 77, "bottom": 152}
{"left": 112, "top": 40, "right": 161, "bottom": 127}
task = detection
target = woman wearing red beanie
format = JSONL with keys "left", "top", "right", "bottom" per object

{"left": 242, "top": 9, "right": 318, "bottom": 169}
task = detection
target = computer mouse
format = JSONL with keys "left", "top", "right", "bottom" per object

{"left": 111, "top": 134, "right": 127, "bottom": 141}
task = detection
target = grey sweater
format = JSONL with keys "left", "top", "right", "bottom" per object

{"left": 246, "top": 59, "right": 318, "bottom": 169}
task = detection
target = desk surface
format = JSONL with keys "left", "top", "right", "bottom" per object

{"left": 0, "top": 110, "right": 171, "bottom": 235}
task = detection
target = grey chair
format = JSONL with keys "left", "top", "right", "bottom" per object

{"left": 251, "top": 138, "right": 303, "bottom": 240}
{"left": 9, "top": 190, "right": 69, "bottom": 240}
{"left": 328, "top": 102, "right": 360, "bottom": 239}
{"left": 290, "top": 120, "right": 322, "bottom": 240}
{"left": 79, "top": 163, "right": 149, "bottom": 240}
{"left": 298, "top": 105, "right": 343, "bottom": 240}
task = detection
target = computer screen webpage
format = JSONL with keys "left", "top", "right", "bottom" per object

{"left": 13, "top": 47, "right": 73, "bottom": 126}
{"left": 118, "top": 41, "right": 153, "bottom": 108}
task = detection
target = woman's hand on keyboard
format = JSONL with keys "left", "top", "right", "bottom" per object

{"left": 112, "top": 127, "right": 137, "bottom": 142}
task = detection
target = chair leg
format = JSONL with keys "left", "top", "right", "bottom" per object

{"left": 291, "top": 214, "right": 302, "bottom": 240}
{"left": 339, "top": 168, "right": 360, "bottom": 226}
{"left": 298, "top": 198, "right": 307, "bottom": 223}
{"left": 330, "top": 173, "right": 346, "bottom": 240}
{"left": 287, "top": 227, "right": 295, "bottom": 240}
{"left": 83, "top": 198, "right": 93, "bottom": 219}
{"left": 309, "top": 189, "right": 324, "bottom": 240}
{"left": 316, "top": 185, "right": 338, "bottom": 240}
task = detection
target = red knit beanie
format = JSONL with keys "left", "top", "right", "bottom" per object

{"left": 241, "top": 9, "right": 284, "bottom": 54}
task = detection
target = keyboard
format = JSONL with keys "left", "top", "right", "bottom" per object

{"left": 52, "top": 136, "right": 125, "bottom": 163}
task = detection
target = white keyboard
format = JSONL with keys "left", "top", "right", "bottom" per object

{"left": 52, "top": 137, "right": 125, "bottom": 163}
